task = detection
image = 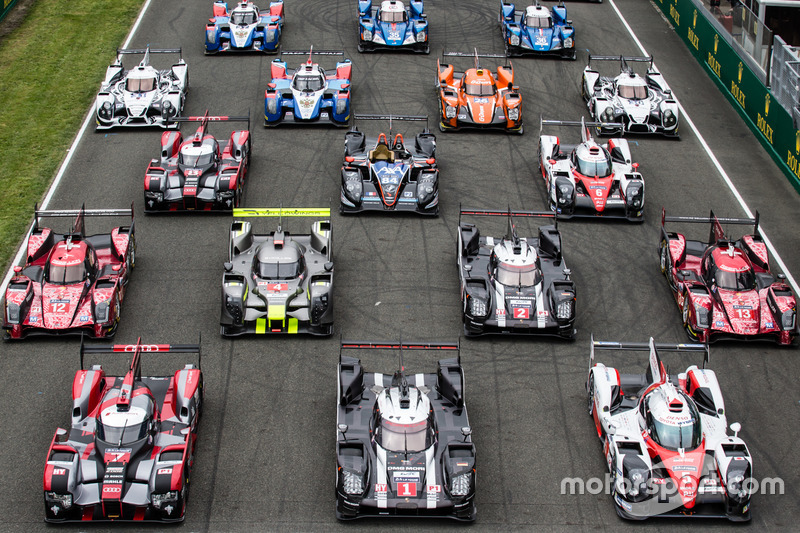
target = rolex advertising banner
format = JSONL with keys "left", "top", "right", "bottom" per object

{"left": 653, "top": 0, "right": 800, "bottom": 191}
{"left": 1, "top": 0, "right": 19, "bottom": 23}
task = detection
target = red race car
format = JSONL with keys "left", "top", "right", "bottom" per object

{"left": 3, "top": 205, "right": 134, "bottom": 339}
{"left": 659, "top": 209, "right": 797, "bottom": 345}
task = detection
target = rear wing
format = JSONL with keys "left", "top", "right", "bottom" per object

{"left": 340, "top": 339, "right": 461, "bottom": 371}
{"left": 233, "top": 207, "right": 331, "bottom": 218}
{"left": 459, "top": 206, "right": 557, "bottom": 230}
{"left": 80, "top": 334, "right": 203, "bottom": 374}
{"left": 587, "top": 54, "right": 653, "bottom": 70}
{"left": 589, "top": 334, "right": 709, "bottom": 380}
{"left": 443, "top": 48, "right": 508, "bottom": 70}
{"left": 354, "top": 114, "right": 428, "bottom": 122}
{"left": 540, "top": 117, "right": 624, "bottom": 142}
{"left": 32, "top": 202, "right": 134, "bottom": 237}
{"left": 280, "top": 48, "right": 347, "bottom": 65}
{"left": 660, "top": 208, "right": 759, "bottom": 245}
{"left": 168, "top": 110, "right": 251, "bottom": 131}
{"left": 117, "top": 47, "right": 182, "bottom": 56}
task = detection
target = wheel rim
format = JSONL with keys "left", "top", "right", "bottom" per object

{"left": 660, "top": 241, "right": 668, "bottom": 273}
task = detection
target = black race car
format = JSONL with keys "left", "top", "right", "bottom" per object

{"left": 457, "top": 208, "right": 576, "bottom": 337}
{"left": 43, "top": 337, "right": 203, "bottom": 522}
{"left": 341, "top": 114, "right": 438, "bottom": 215}
{"left": 336, "top": 340, "right": 476, "bottom": 521}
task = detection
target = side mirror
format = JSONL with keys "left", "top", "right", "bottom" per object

{"left": 55, "top": 428, "right": 68, "bottom": 443}
{"left": 777, "top": 273, "right": 786, "bottom": 281}
{"left": 606, "top": 422, "right": 617, "bottom": 435}
{"left": 340, "top": 83, "right": 350, "bottom": 90}
{"left": 632, "top": 162, "right": 639, "bottom": 169}
{"left": 267, "top": 82, "right": 276, "bottom": 89}
{"left": 324, "top": 262, "right": 334, "bottom": 272}
{"left": 224, "top": 262, "right": 233, "bottom": 272}
{"left": 464, "top": 264, "right": 472, "bottom": 273}
{"left": 461, "top": 426, "right": 472, "bottom": 437}
{"left": 730, "top": 422, "right": 741, "bottom": 437}
{"left": 209, "top": 18, "right": 216, "bottom": 23}
{"left": 563, "top": 268, "right": 571, "bottom": 280}
{"left": 13, "top": 266, "right": 22, "bottom": 273}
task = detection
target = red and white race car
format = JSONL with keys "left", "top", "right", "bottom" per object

{"left": 659, "top": 209, "right": 797, "bottom": 345}
{"left": 586, "top": 338, "right": 753, "bottom": 521}
{"left": 3, "top": 205, "right": 135, "bottom": 339}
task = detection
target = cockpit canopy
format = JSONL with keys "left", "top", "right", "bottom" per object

{"left": 180, "top": 141, "right": 217, "bottom": 168}
{"left": 642, "top": 388, "right": 702, "bottom": 451}
{"left": 231, "top": 8, "right": 258, "bottom": 25}
{"left": 97, "top": 395, "right": 154, "bottom": 446}
{"left": 465, "top": 75, "right": 496, "bottom": 96}
{"left": 525, "top": 6, "right": 552, "bottom": 28}
{"left": 492, "top": 240, "right": 541, "bottom": 287}
{"left": 573, "top": 143, "right": 612, "bottom": 178}
{"left": 380, "top": 1, "right": 407, "bottom": 22}
{"left": 253, "top": 242, "right": 305, "bottom": 280}
{"left": 375, "top": 386, "right": 434, "bottom": 453}
{"left": 126, "top": 75, "right": 156, "bottom": 93}
{"left": 708, "top": 246, "right": 755, "bottom": 291}
{"left": 47, "top": 241, "right": 91, "bottom": 284}
{"left": 617, "top": 76, "right": 648, "bottom": 100}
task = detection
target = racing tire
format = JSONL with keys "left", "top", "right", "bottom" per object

{"left": 587, "top": 375, "right": 595, "bottom": 416}
{"left": 127, "top": 235, "right": 136, "bottom": 271}
{"left": 682, "top": 292, "right": 700, "bottom": 341}
{"left": 659, "top": 240, "right": 669, "bottom": 275}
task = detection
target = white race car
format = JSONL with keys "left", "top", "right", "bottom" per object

{"left": 581, "top": 55, "right": 678, "bottom": 137}
{"left": 586, "top": 338, "right": 753, "bottom": 521}
{"left": 95, "top": 48, "right": 187, "bottom": 130}
{"left": 538, "top": 118, "right": 643, "bottom": 221}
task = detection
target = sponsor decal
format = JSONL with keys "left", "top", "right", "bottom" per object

{"left": 53, "top": 468, "right": 66, "bottom": 475}
{"left": 473, "top": 98, "right": 489, "bottom": 104}
{"left": 456, "top": 462, "right": 469, "bottom": 467}
{"left": 669, "top": 3, "right": 679, "bottom": 25}
{"left": 757, "top": 110, "right": 774, "bottom": 144}
{"left": 158, "top": 468, "right": 173, "bottom": 475}
{"left": 106, "top": 466, "right": 124, "bottom": 474}
{"left": 397, "top": 482, "right": 418, "bottom": 497}
{"left": 714, "top": 33, "right": 719, "bottom": 54}
{"left": 103, "top": 448, "right": 132, "bottom": 463}
{"left": 393, "top": 471, "right": 421, "bottom": 483}
{"left": 513, "top": 307, "right": 530, "bottom": 319}
{"left": 766, "top": 321, "right": 774, "bottom": 328}
{"left": 79, "top": 316, "right": 90, "bottom": 322}
{"left": 403, "top": 191, "right": 413, "bottom": 198}
{"left": 427, "top": 484, "right": 441, "bottom": 493}
{"left": 375, "top": 483, "right": 388, "bottom": 493}
{"left": 496, "top": 308, "right": 506, "bottom": 317}
{"left": 388, "top": 466, "right": 425, "bottom": 471}
{"left": 537, "top": 310, "right": 549, "bottom": 318}
{"left": 673, "top": 465, "right": 698, "bottom": 472}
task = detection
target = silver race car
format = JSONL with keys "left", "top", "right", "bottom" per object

{"left": 581, "top": 55, "right": 678, "bottom": 137}
{"left": 95, "top": 48, "right": 188, "bottom": 130}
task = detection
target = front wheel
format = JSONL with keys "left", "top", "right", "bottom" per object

{"left": 659, "top": 240, "right": 669, "bottom": 274}
{"left": 682, "top": 293, "right": 700, "bottom": 341}
{"left": 587, "top": 375, "right": 595, "bottom": 416}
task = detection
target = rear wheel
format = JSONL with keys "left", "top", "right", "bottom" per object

{"left": 659, "top": 240, "right": 669, "bottom": 274}
{"left": 682, "top": 293, "right": 700, "bottom": 341}
{"left": 587, "top": 375, "right": 595, "bottom": 416}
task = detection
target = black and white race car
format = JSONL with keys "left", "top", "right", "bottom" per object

{"left": 586, "top": 338, "right": 753, "bottom": 521}
{"left": 336, "top": 340, "right": 476, "bottom": 521}
{"left": 581, "top": 55, "right": 679, "bottom": 137}
{"left": 457, "top": 208, "right": 576, "bottom": 338}
{"left": 95, "top": 48, "right": 188, "bottom": 130}
{"left": 341, "top": 114, "right": 438, "bottom": 215}
{"left": 220, "top": 207, "right": 334, "bottom": 336}
{"left": 538, "top": 118, "right": 644, "bottom": 220}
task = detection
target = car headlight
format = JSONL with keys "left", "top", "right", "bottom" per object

{"left": 310, "top": 291, "right": 329, "bottom": 323}
{"left": 151, "top": 490, "right": 179, "bottom": 510}
{"left": 555, "top": 177, "right": 574, "bottom": 206}
{"left": 362, "top": 29, "right": 372, "bottom": 41}
{"left": 145, "top": 191, "right": 164, "bottom": 203}
{"left": 335, "top": 97, "right": 347, "bottom": 115}
{"left": 450, "top": 473, "right": 471, "bottom": 496}
{"left": 342, "top": 470, "right": 364, "bottom": 495}
{"left": 6, "top": 303, "right": 20, "bottom": 324}
{"left": 216, "top": 190, "right": 235, "bottom": 205}
{"left": 782, "top": 309, "right": 796, "bottom": 330}
{"left": 625, "top": 183, "right": 643, "bottom": 208}
{"left": 445, "top": 105, "right": 456, "bottom": 119}
{"left": 206, "top": 28, "right": 216, "bottom": 43}
{"left": 564, "top": 36, "right": 573, "bottom": 48}
{"left": 507, "top": 107, "right": 519, "bottom": 121}
{"left": 556, "top": 299, "right": 573, "bottom": 320}
{"left": 509, "top": 34, "right": 520, "bottom": 46}
{"left": 416, "top": 30, "right": 426, "bottom": 42}
{"left": 601, "top": 106, "right": 614, "bottom": 121}
{"left": 693, "top": 303, "right": 710, "bottom": 329}
{"left": 343, "top": 171, "right": 362, "bottom": 203}
{"left": 417, "top": 173, "right": 436, "bottom": 205}
{"left": 161, "top": 99, "right": 175, "bottom": 117}
{"left": 94, "top": 300, "right": 110, "bottom": 323}
{"left": 469, "top": 297, "right": 487, "bottom": 317}
{"left": 45, "top": 491, "right": 73, "bottom": 510}
{"left": 266, "top": 97, "right": 278, "bottom": 115}
{"left": 265, "top": 29, "right": 277, "bottom": 42}
{"left": 98, "top": 101, "right": 113, "bottom": 119}
{"left": 663, "top": 109, "right": 677, "bottom": 127}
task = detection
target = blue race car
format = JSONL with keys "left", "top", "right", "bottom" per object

{"left": 357, "top": 0, "right": 429, "bottom": 54}
{"left": 264, "top": 50, "right": 352, "bottom": 127}
{"left": 500, "top": 1, "right": 576, "bottom": 60}
{"left": 205, "top": 1, "right": 284, "bottom": 54}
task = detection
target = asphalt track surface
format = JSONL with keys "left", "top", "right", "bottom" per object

{"left": 1, "top": 0, "right": 799, "bottom": 531}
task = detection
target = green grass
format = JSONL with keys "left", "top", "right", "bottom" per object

{"left": 0, "top": 0, "right": 145, "bottom": 278}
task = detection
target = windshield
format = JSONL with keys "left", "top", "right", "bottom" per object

{"left": 255, "top": 259, "right": 302, "bottom": 280}
{"left": 527, "top": 16, "right": 552, "bottom": 28}
{"left": 179, "top": 147, "right": 215, "bottom": 168}
{"left": 377, "top": 419, "right": 432, "bottom": 453}
{"left": 48, "top": 262, "right": 86, "bottom": 284}
{"left": 575, "top": 152, "right": 612, "bottom": 177}
{"left": 97, "top": 405, "right": 150, "bottom": 446}
{"left": 647, "top": 398, "right": 702, "bottom": 451}
{"left": 715, "top": 267, "right": 755, "bottom": 291}
{"left": 126, "top": 77, "right": 156, "bottom": 93}
{"left": 381, "top": 9, "right": 406, "bottom": 23}
{"left": 618, "top": 84, "right": 648, "bottom": 100}
{"left": 465, "top": 82, "right": 495, "bottom": 96}
{"left": 293, "top": 75, "right": 324, "bottom": 92}
{"left": 231, "top": 11, "right": 257, "bottom": 24}
{"left": 496, "top": 262, "right": 540, "bottom": 287}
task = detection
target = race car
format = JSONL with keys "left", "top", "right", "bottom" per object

{"left": 581, "top": 55, "right": 679, "bottom": 136}
{"left": 95, "top": 48, "right": 188, "bottom": 130}
{"left": 205, "top": 1, "right": 284, "bottom": 54}
{"left": 3, "top": 205, "right": 135, "bottom": 340}
{"left": 457, "top": 208, "right": 576, "bottom": 338}
{"left": 658, "top": 210, "right": 797, "bottom": 345}
{"left": 265, "top": 49, "right": 352, "bottom": 127}
{"left": 357, "top": 0, "right": 430, "bottom": 54}
{"left": 144, "top": 112, "right": 251, "bottom": 212}
{"left": 436, "top": 51, "right": 523, "bottom": 134}
{"left": 43, "top": 338, "right": 203, "bottom": 522}
{"left": 336, "top": 340, "right": 476, "bottom": 521}
{"left": 500, "top": 1, "right": 576, "bottom": 59}
{"left": 220, "top": 207, "right": 334, "bottom": 336}
{"left": 586, "top": 337, "right": 753, "bottom": 521}
{"left": 341, "top": 114, "right": 438, "bottom": 215}
{"left": 538, "top": 118, "right": 644, "bottom": 220}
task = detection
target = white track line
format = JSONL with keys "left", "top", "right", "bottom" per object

{"left": 0, "top": 0, "right": 154, "bottom": 294}
{"left": 609, "top": 0, "right": 799, "bottom": 294}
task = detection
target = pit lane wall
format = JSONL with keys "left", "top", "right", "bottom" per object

{"left": 653, "top": 0, "right": 800, "bottom": 193}
{"left": 1, "top": 0, "right": 19, "bottom": 22}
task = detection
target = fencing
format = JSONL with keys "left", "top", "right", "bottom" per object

{"left": 771, "top": 36, "right": 800, "bottom": 129}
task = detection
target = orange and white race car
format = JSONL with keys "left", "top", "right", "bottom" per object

{"left": 436, "top": 51, "right": 523, "bottom": 134}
